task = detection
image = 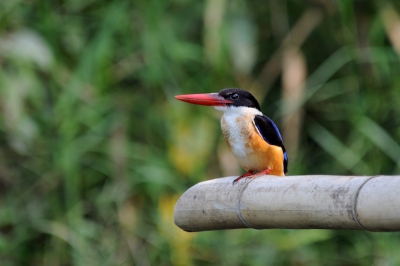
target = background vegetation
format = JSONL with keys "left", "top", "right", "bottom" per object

{"left": 1, "top": 0, "right": 400, "bottom": 265}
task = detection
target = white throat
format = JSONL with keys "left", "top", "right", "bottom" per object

{"left": 214, "top": 105, "right": 262, "bottom": 116}
{"left": 217, "top": 106, "right": 263, "bottom": 159}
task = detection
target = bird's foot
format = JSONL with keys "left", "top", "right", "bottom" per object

{"left": 232, "top": 170, "right": 254, "bottom": 184}
{"left": 232, "top": 168, "right": 272, "bottom": 184}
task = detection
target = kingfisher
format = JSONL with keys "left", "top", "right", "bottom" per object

{"left": 175, "top": 88, "right": 288, "bottom": 183}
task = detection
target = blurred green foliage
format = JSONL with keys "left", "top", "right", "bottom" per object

{"left": 1, "top": 0, "right": 400, "bottom": 265}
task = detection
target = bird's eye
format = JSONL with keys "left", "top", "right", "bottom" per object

{"left": 230, "top": 93, "right": 239, "bottom": 100}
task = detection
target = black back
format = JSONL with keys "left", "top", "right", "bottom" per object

{"left": 254, "top": 115, "right": 288, "bottom": 174}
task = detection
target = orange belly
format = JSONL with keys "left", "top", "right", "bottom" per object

{"left": 221, "top": 113, "right": 285, "bottom": 176}
{"left": 238, "top": 131, "right": 284, "bottom": 176}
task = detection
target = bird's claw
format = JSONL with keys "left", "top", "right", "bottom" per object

{"left": 232, "top": 170, "right": 254, "bottom": 184}
{"left": 232, "top": 168, "right": 272, "bottom": 185}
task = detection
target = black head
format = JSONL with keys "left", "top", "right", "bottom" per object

{"left": 218, "top": 88, "right": 261, "bottom": 111}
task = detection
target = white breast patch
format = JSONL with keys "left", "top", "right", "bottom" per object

{"left": 220, "top": 107, "right": 263, "bottom": 159}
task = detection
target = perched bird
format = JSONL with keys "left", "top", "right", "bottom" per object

{"left": 175, "top": 88, "right": 288, "bottom": 183}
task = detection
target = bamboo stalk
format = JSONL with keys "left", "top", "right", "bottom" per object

{"left": 174, "top": 175, "right": 400, "bottom": 232}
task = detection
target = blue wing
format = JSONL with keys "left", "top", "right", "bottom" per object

{"left": 254, "top": 115, "right": 288, "bottom": 174}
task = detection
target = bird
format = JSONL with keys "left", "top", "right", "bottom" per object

{"left": 175, "top": 88, "right": 288, "bottom": 183}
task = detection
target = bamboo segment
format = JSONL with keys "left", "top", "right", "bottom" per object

{"left": 174, "top": 175, "right": 400, "bottom": 232}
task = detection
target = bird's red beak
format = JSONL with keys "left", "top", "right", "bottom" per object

{"left": 175, "top": 93, "right": 233, "bottom": 106}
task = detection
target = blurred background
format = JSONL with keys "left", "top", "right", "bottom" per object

{"left": 1, "top": 0, "right": 400, "bottom": 265}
